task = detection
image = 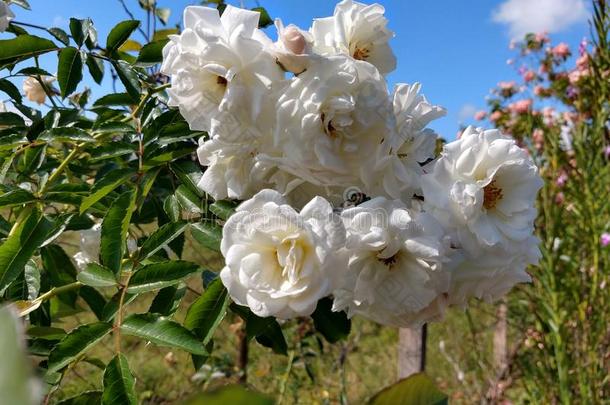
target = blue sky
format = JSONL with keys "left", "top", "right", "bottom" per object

{"left": 11, "top": 0, "right": 591, "bottom": 139}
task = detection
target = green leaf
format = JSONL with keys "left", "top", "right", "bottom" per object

{"left": 190, "top": 222, "right": 222, "bottom": 252}
{"left": 184, "top": 385, "right": 273, "bottom": 405}
{"left": 80, "top": 169, "right": 135, "bottom": 214}
{"left": 47, "top": 322, "right": 113, "bottom": 373}
{"left": 106, "top": 20, "right": 141, "bottom": 52}
{"left": 93, "top": 93, "right": 134, "bottom": 107}
{"left": 40, "top": 245, "right": 78, "bottom": 306}
{"left": 175, "top": 184, "right": 201, "bottom": 214}
{"left": 77, "top": 263, "right": 117, "bottom": 287}
{"left": 184, "top": 278, "right": 229, "bottom": 345}
{"left": 27, "top": 326, "right": 66, "bottom": 340}
{"left": 39, "top": 127, "right": 95, "bottom": 143}
{"left": 118, "top": 39, "right": 142, "bottom": 52}
{"left": 48, "top": 27, "right": 70, "bottom": 46}
{"left": 135, "top": 39, "right": 169, "bottom": 67}
{"left": 101, "top": 291, "right": 137, "bottom": 322}
{"left": 17, "top": 66, "right": 53, "bottom": 76}
{"left": 0, "top": 112, "right": 25, "bottom": 126}
{"left": 252, "top": 7, "right": 273, "bottom": 28}
{"left": 163, "top": 195, "right": 181, "bottom": 222}
{"left": 149, "top": 284, "right": 185, "bottom": 316}
{"left": 9, "top": 0, "right": 31, "bottom": 10}
{"left": 0, "top": 307, "right": 38, "bottom": 405}
{"left": 210, "top": 200, "right": 239, "bottom": 220}
{"left": 127, "top": 260, "right": 201, "bottom": 294}
{"left": 170, "top": 160, "right": 203, "bottom": 197}
{"left": 311, "top": 297, "right": 351, "bottom": 343}
{"left": 152, "top": 28, "right": 178, "bottom": 41}
{"left": 120, "top": 313, "right": 208, "bottom": 355}
{"left": 57, "top": 47, "right": 83, "bottom": 98}
{"left": 102, "top": 354, "right": 137, "bottom": 405}
{"left": 368, "top": 373, "right": 448, "bottom": 405}
{"left": 0, "top": 189, "right": 37, "bottom": 208}
{"left": 138, "top": 221, "right": 188, "bottom": 261}
{"left": 86, "top": 55, "right": 104, "bottom": 84}
{"left": 79, "top": 286, "right": 107, "bottom": 320}
{"left": 56, "top": 391, "right": 102, "bottom": 405}
{"left": 69, "top": 18, "right": 92, "bottom": 47}
{"left": 0, "top": 79, "right": 22, "bottom": 103}
{"left": 112, "top": 60, "right": 141, "bottom": 101}
{"left": 0, "top": 208, "right": 54, "bottom": 292}
{"left": 100, "top": 190, "right": 137, "bottom": 273}
{"left": 0, "top": 35, "right": 57, "bottom": 63}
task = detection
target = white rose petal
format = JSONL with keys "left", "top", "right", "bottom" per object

{"left": 311, "top": 0, "right": 396, "bottom": 75}
{"left": 160, "top": 5, "right": 283, "bottom": 140}
{"left": 333, "top": 197, "right": 454, "bottom": 327}
{"left": 23, "top": 76, "right": 55, "bottom": 105}
{"left": 219, "top": 189, "right": 347, "bottom": 319}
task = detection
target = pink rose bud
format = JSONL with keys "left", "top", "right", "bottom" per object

{"left": 281, "top": 26, "right": 307, "bottom": 55}
{"left": 524, "top": 70, "right": 536, "bottom": 82}
{"left": 490, "top": 111, "right": 502, "bottom": 122}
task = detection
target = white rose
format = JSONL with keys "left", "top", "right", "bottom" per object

{"left": 269, "top": 19, "right": 314, "bottom": 74}
{"left": 22, "top": 76, "right": 55, "bottom": 105}
{"left": 160, "top": 5, "right": 283, "bottom": 139}
{"left": 311, "top": 0, "right": 396, "bottom": 75}
{"left": 448, "top": 235, "right": 540, "bottom": 306}
{"left": 197, "top": 135, "right": 273, "bottom": 201}
{"left": 421, "top": 126, "right": 543, "bottom": 254}
{"left": 332, "top": 197, "right": 453, "bottom": 327}
{"left": 361, "top": 83, "right": 446, "bottom": 202}
{"left": 0, "top": 1, "right": 14, "bottom": 32}
{"left": 259, "top": 56, "right": 393, "bottom": 199}
{"left": 220, "top": 189, "right": 347, "bottom": 318}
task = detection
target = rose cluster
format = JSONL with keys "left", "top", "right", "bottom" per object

{"left": 161, "top": 1, "right": 543, "bottom": 327}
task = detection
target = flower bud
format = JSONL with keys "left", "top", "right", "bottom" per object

{"left": 281, "top": 25, "right": 307, "bottom": 55}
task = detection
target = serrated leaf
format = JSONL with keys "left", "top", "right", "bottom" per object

{"left": 0, "top": 189, "right": 37, "bottom": 208}
{"left": 48, "top": 28, "right": 69, "bottom": 46}
{"left": 93, "top": 93, "right": 134, "bottom": 107}
{"left": 80, "top": 169, "right": 135, "bottom": 214}
{"left": 0, "top": 208, "right": 54, "bottom": 292}
{"left": 120, "top": 313, "right": 208, "bottom": 355}
{"left": 210, "top": 200, "right": 238, "bottom": 220}
{"left": 40, "top": 245, "right": 78, "bottom": 306}
{"left": 175, "top": 184, "right": 201, "bottom": 214}
{"left": 47, "top": 322, "right": 113, "bottom": 373}
{"left": 79, "top": 286, "right": 107, "bottom": 320}
{"left": 311, "top": 297, "right": 351, "bottom": 343}
{"left": 69, "top": 18, "right": 92, "bottom": 47}
{"left": 138, "top": 221, "right": 188, "bottom": 261}
{"left": 149, "top": 284, "right": 185, "bottom": 317}
{"left": 163, "top": 195, "right": 181, "bottom": 222}
{"left": 77, "top": 263, "right": 117, "bottom": 287}
{"left": 118, "top": 39, "right": 142, "bottom": 53}
{"left": 127, "top": 260, "right": 200, "bottom": 294}
{"left": 135, "top": 39, "right": 169, "bottom": 67}
{"left": 170, "top": 160, "right": 203, "bottom": 197}
{"left": 101, "top": 290, "right": 137, "bottom": 322}
{"left": 102, "top": 354, "right": 137, "bottom": 405}
{"left": 0, "top": 112, "right": 25, "bottom": 126}
{"left": 39, "top": 127, "right": 95, "bottom": 143}
{"left": 100, "top": 190, "right": 137, "bottom": 273}
{"left": 190, "top": 222, "right": 221, "bottom": 252}
{"left": 368, "top": 373, "right": 449, "bottom": 405}
{"left": 0, "top": 78, "right": 22, "bottom": 103}
{"left": 184, "top": 278, "right": 229, "bottom": 345}
{"left": 86, "top": 55, "right": 104, "bottom": 84}
{"left": 106, "top": 20, "right": 140, "bottom": 52}
{"left": 57, "top": 47, "right": 83, "bottom": 98}
{"left": 0, "top": 35, "right": 57, "bottom": 63}
{"left": 112, "top": 60, "right": 141, "bottom": 101}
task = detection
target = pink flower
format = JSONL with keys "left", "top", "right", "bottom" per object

{"left": 576, "top": 54, "right": 589, "bottom": 70}
{"left": 509, "top": 99, "right": 532, "bottom": 114}
{"left": 523, "top": 70, "right": 536, "bottom": 82}
{"left": 552, "top": 43, "right": 571, "bottom": 58}
{"left": 534, "top": 85, "right": 546, "bottom": 96}
{"left": 601, "top": 233, "right": 610, "bottom": 247}
{"left": 535, "top": 32, "right": 549, "bottom": 44}
{"left": 532, "top": 128, "right": 544, "bottom": 150}
{"left": 555, "top": 192, "right": 565, "bottom": 205}
{"left": 474, "top": 110, "right": 487, "bottom": 121}
{"left": 556, "top": 172, "right": 568, "bottom": 187}
{"left": 499, "top": 81, "right": 516, "bottom": 90}
{"left": 489, "top": 110, "right": 502, "bottom": 122}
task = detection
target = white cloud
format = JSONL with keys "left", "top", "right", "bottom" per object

{"left": 492, "top": 0, "right": 588, "bottom": 38}
{"left": 458, "top": 104, "right": 477, "bottom": 122}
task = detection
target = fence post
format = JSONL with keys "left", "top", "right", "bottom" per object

{"left": 397, "top": 324, "right": 427, "bottom": 379}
